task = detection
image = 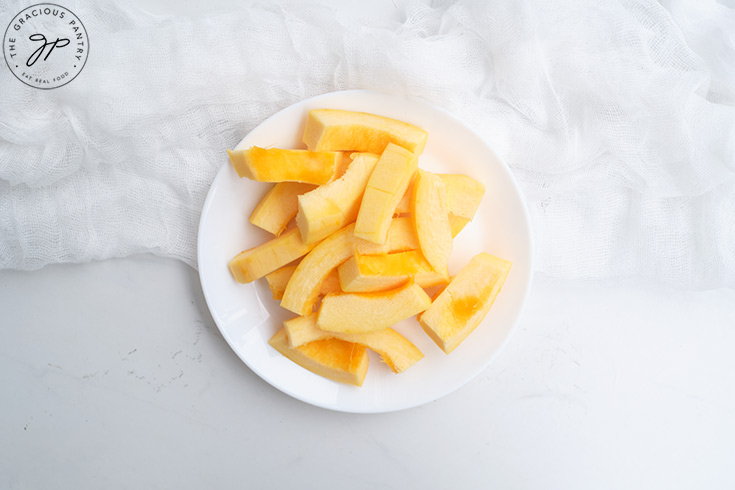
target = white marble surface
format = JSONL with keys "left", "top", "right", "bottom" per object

{"left": 2, "top": 0, "right": 735, "bottom": 488}
{"left": 2, "top": 256, "right": 734, "bottom": 489}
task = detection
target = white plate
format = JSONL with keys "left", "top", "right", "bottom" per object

{"left": 197, "top": 90, "right": 534, "bottom": 413}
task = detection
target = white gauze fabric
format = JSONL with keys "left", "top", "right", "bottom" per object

{"left": 0, "top": 0, "right": 734, "bottom": 289}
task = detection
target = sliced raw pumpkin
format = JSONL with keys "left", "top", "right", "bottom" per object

{"left": 439, "top": 174, "right": 486, "bottom": 236}
{"left": 411, "top": 169, "right": 453, "bottom": 276}
{"left": 418, "top": 252, "right": 511, "bottom": 354}
{"left": 229, "top": 227, "right": 318, "bottom": 283}
{"left": 302, "top": 109, "right": 428, "bottom": 155}
{"left": 296, "top": 152, "right": 379, "bottom": 244}
{"left": 284, "top": 313, "right": 423, "bottom": 373}
{"left": 280, "top": 223, "right": 357, "bottom": 315}
{"left": 317, "top": 281, "right": 431, "bottom": 334}
{"left": 227, "top": 147, "right": 340, "bottom": 184}
{"left": 338, "top": 250, "right": 449, "bottom": 293}
{"left": 355, "top": 216, "right": 419, "bottom": 255}
{"left": 354, "top": 143, "right": 418, "bottom": 244}
{"left": 268, "top": 328, "right": 369, "bottom": 386}
{"left": 266, "top": 265, "right": 340, "bottom": 301}
{"left": 250, "top": 182, "right": 317, "bottom": 236}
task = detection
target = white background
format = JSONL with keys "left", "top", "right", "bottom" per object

{"left": 2, "top": 1, "right": 734, "bottom": 489}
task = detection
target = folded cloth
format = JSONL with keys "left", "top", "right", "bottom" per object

{"left": 1, "top": 0, "right": 733, "bottom": 289}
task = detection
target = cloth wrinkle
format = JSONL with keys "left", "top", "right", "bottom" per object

{"left": 0, "top": 0, "right": 733, "bottom": 289}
